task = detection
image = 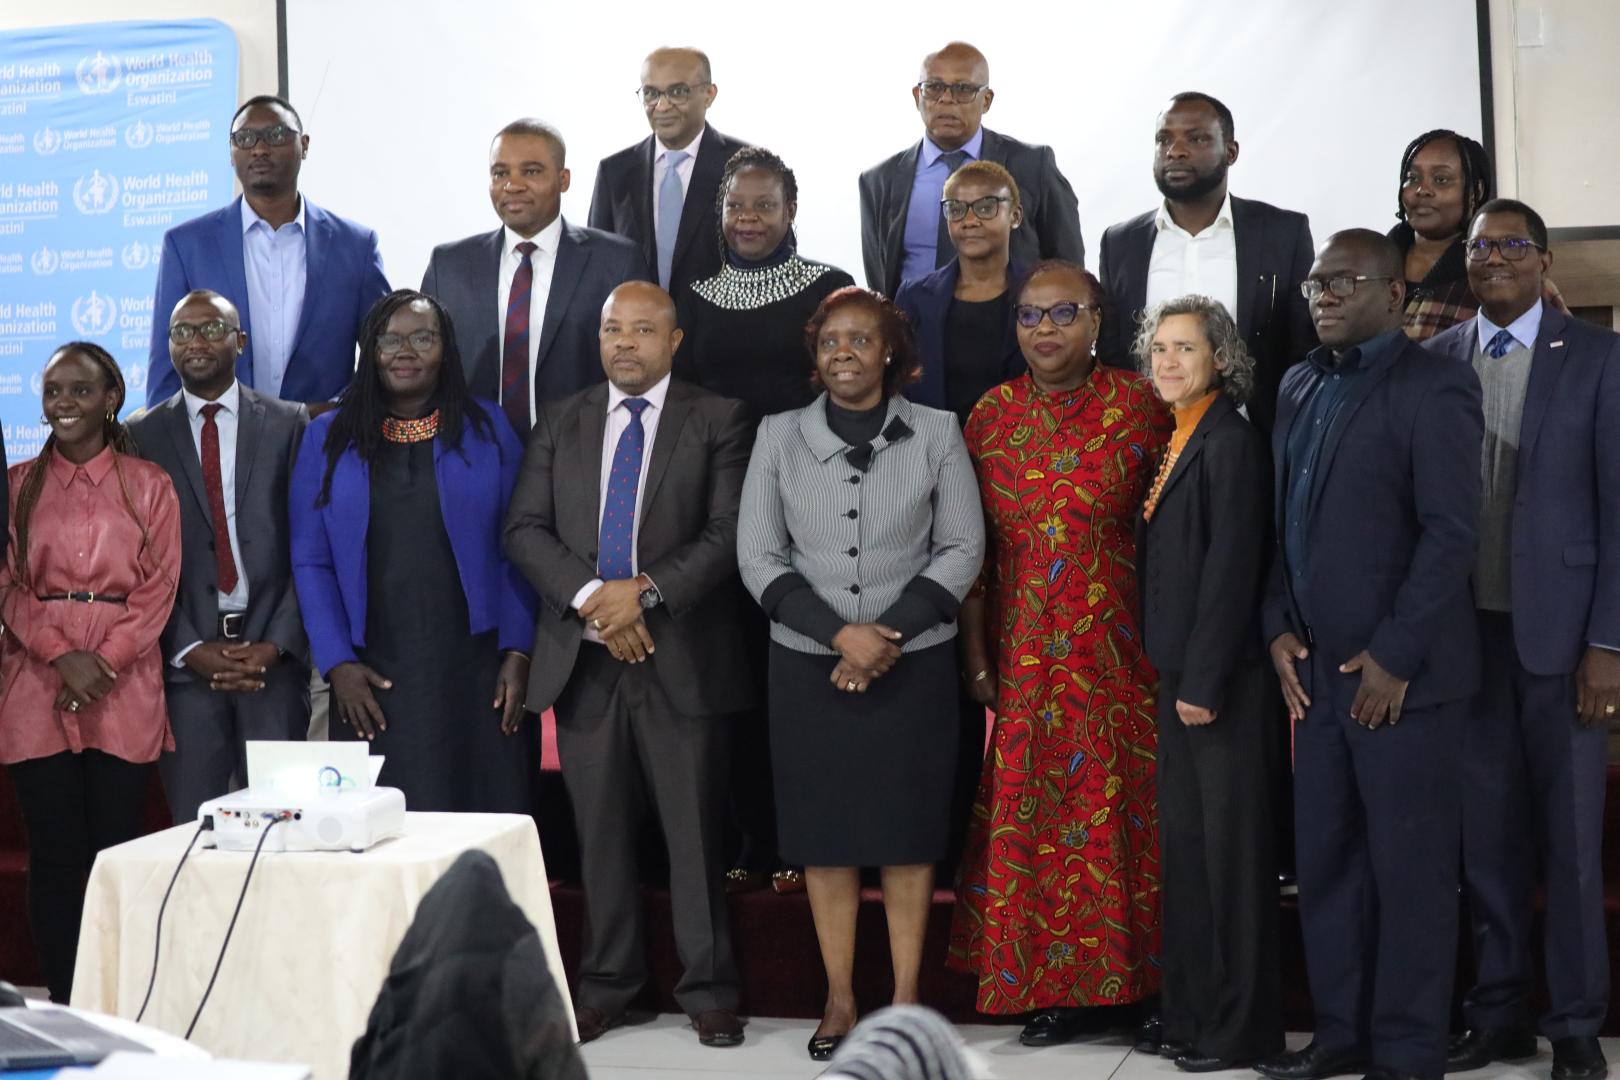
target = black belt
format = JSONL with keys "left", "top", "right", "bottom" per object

{"left": 38, "top": 592, "right": 127, "bottom": 604}
{"left": 218, "top": 612, "right": 246, "bottom": 640}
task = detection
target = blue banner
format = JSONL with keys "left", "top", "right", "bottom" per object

{"left": 0, "top": 18, "right": 238, "bottom": 460}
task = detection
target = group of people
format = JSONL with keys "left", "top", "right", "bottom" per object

{"left": 0, "top": 35, "right": 1613, "bottom": 1080}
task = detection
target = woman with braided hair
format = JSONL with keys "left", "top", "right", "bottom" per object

{"left": 1390, "top": 128, "right": 1495, "bottom": 341}
{"left": 0, "top": 341, "right": 180, "bottom": 1003}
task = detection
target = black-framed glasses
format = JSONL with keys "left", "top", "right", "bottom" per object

{"left": 942, "top": 196, "right": 1011, "bottom": 222}
{"left": 168, "top": 320, "right": 235, "bottom": 344}
{"left": 1015, "top": 302, "right": 1098, "bottom": 328}
{"left": 1300, "top": 275, "right": 1392, "bottom": 301}
{"left": 376, "top": 330, "right": 442, "bottom": 355}
{"left": 916, "top": 80, "right": 984, "bottom": 104}
{"left": 229, "top": 124, "right": 299, "bottom": 150}
{"left": 638, "top": 82, "right": 710, "bottom": 105}
{"left": 1465, "top": 237, "right": 1544, "bottom": 262}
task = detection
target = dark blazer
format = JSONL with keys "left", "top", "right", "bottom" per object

{"left": 503, "top": 378, "right": 756, "bottom": 719}
{"left": 858, "top": 127, "right": 1084, "bottom": 299}
{"left": 1137, "top": 393, "right": 1271, "bottom": 710}
{"left": 147, "top": 196, "right": 390, "bottom": 407}
{"left": 893, "top": 258, "right": 1026, "bottom": 414}
{"left": 288, "top": 403, "right": 537, "bottom": 677}
{"left": 587, "top": 126, "right": 751, "bottom": 301}
{"left": 421, "top": 219, "right": 646, "bottom": 417}
{"left": 1424, "top": 308, "right": 1620, "bottom": 674}
{"left": 1097, "top": 196, "right": 1315, "bottom": 434}
{"left": 1261, "top": 334, "right": 1484, "bottom": 710}
{"left": 129, "top": 385, "right": 309, "bottom": 680}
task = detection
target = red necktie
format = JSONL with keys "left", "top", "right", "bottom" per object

{"left": 502, "top": 241, "right": 538, "bottom": 434}
{"left": 199, "top": 403, "right": 239, "bottom": 596}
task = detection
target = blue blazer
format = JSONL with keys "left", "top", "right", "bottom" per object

{"left": 288, "top": 401, "right": 537, "bottom": 677}
{"left": 1424, "top": 308, "right": 1620, "bottom": 675}
{"left": 893, "top": 258, "right": 1026, "bottom": 414}
{"left": 1261, "top": 333, "right": 1484, "bottom": 710}
{"left": 147, "top": 196, "right": 391, "bottom": 407}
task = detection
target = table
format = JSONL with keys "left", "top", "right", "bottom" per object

{"left": 71, "top": 813, "right": 571, "bottom": 1080}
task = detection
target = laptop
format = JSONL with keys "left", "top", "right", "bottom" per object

{"left": 0, "top": 1006, "right": 151, "bottom": 1070}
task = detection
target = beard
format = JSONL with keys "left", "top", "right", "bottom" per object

{"left": 1154, "top": 159, "right": 1228, "bottom": 202}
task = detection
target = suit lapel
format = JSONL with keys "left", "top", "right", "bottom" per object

{"left": 287, "top": 198, "right": 325, "bottom": 361}
{"left": 234, "top": 387, "right": 264, "bottom": 513}
{"left": 1519, "top": 308, "right": 1569, "bottom": 468}
{"left": 1232, "top": 196, "right": 1263, "bottom": 341}
{"left": 633, "top": 136, "right": 657, "bottom": 268}
{"left": 883, "top": 142, "right": 922, "bottom": 294}
{"left": 468, "top": 229, "right": 505, "bottom": 394}
{"left": 672, "top": 133, "right": 723, "bottom": 274}
{"left": 163, "top": 395, "right": 211, "bottom": 520}
{"left": 576, "top": 384, "right": 608, "bottom": 538}
{"left": 640, "top": 383, "right": 690, "bottom": 513}
{"left": 214, "top": 200, "right": 255, "bottom": 386}
{"left": 1308, "top": 342, "right": 1401, "bottom": 520}
{"left": 1121, "top": 219, "right": 1154, "bottom": 325}
{"left": 536, "top": 223, "right": 586, "bottom": 370}
{"left": 1153, "top": 395, "right": 1233, "bottom": 512}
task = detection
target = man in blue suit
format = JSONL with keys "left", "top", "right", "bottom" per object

{"left": 1425, "top": 200, "right": 1619, "bottom": 1080}
{"left": 146, "top": 95, "right": 390, "bottom": 411}
{"left": 1258, "top": 230, "right": 1483, "bottom": 1080}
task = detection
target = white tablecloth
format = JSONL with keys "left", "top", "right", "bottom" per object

{"left": 71, "top": 812, "right": 571, "bottom": 1080}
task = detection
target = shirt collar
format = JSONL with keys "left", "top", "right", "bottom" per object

{"left": 1307, "top": 327, "right": 1403, "bottom": 375}
{"left": 921, "top": 127, "right": 984, "bottom": 168}
{"left": 504, "top": 215, "right": 564, "bottom": 259}
{"left": 48, "top": 444, "right": 117, "bottom": 488}
{"left": 241, "top": 194, "right": 305, "bottom": 235}
{"left": 607, "top": 372, "right": 672, "bottom": 415}
{"left": 1153, "top": 191, "right": 1234, "bottom": 236}
{"left": 1475, "top": 299, "right": 1543, "bottom": 355}
{"left": 656, "top": 125, "right": 705, "bottom": 164}
{"left": 799, "top": 393, "right": 913, "bottom": 462}
{"left": 182, "top": 379, "right": 241, "bottom": 421}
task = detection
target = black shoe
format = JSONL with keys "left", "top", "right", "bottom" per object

{"left": 1359, "top": 1069, "right": 1419, "bottom": 1080}
{"left": 1161, "top": 1039, "right": 1194, "bottom": 1059}
{"left": 1552, "top": 1036, "right": 1609, "bottom": 1080}
{"left": 1256, "top": 1041, "right": 1368, "bottom": 1080}
{"left": 807, "top": 1032, "right": 844, "bottom": 1061}
{"left": 1134, "top": 1013, "right": 1164, "bottom": 1053}
{"left": 1175, "top": 1050, "right": 1258, "bottom": 1072}
{"left": 1446, "top": 1025, "right": 1538, "bottom": 1072}
{"left": 1019, "top": 1007, "right": 1088, "bottom": 1047}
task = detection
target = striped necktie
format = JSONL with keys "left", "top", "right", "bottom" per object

{"left": 501, "top": 240, "right": 538, "bottom": 433}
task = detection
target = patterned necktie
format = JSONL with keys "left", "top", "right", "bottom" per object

{"left": 655, "top": 150, "right": 690, "bottom": 290}
{"left": 597, "top": 398, "right": 652, "bottom": 581}
{"left": 934, "top": 149, "right": 969, "bottom": 268}
{"left": 1486, "top": 328, "right": 1516, "bottom": 359}
{"left": 502, "top": 240, "right": 538, "bottom": 434}
{"left": 199, "top": 403, "right": 239, "bottom": 596}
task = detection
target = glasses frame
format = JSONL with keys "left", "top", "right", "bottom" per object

{"left": 1015, "top": 302, "right": 1099, "bottom": 329}
{"left": 915, "top": 80, "right": 986, "bottom": 104}
{"left": 637, "top": 81, "right": 711, "bottom": 106}
{"left": 376, "top": 330, "right": 443, "bottom": 356}
{"left": 168, "top": 320, "right": 236, "bottom": 344}
{"left": 1464, "top": 237, "right": 1545, "bottom": 263}
{"left": 942, "top": 195, "right": 1012, "bottom": 223}
{"left": 229, "top": 124, "right": 300, "bottom": 150}
{"left": 1299, "top": 275, "right": 1393, "bottom": 301}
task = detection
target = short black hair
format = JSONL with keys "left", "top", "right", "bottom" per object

{"left": 1323, "top": 228, "right": 1404, "bottom": 281}
{"left": 1167, "top": 91, "right": 1234, "bottom": 143}
{"left": 1016, "top": 259, "right": 1108, "bottom": 310}
{"left": 493, "top": 117, "right": 566, "bottom": 168}
{"left": 1395, "top": 129, "right": 1493, "bottom": 226}
{"left": 713, "top": 146, "right": 799, "bottom": 257}
{"left": 233, "top": 94, "right": 302, "bottom": 130}
{"left": 1471, "top": 197, "right": 1549, "bottom": 250}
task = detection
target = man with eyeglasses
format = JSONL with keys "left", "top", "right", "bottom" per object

{"left": 146, "top": 95, "right": 390, "bottom": 412}
{"left": 588, "top": 47, "right": 751, "bottom": 300}
{"left": 1097, "top": 92, "right": 1315, "bottom": 434}
{"left": 130, "top": 289, "right": 312, "bottom": 823}
{"left": 858, "top": 41, "right": 1082, "bottom": 299}
{"left": 1423, "top": 200, "right": 1619, "bottom": 1080}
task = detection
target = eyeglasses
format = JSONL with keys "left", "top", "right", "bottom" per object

{"left": 942, "top": 196, "right": 1011, "bottom": 222}
{"left": 229, "top": 124, "right": 299, "bottom": 150}
{"left": 638, "top": 82, "right": 710, "bottom": 105}
{"left": 376, "top": 330, "right": 442, "bottom": 355}
{"left": 1299, "top": 275, "right": 1392, "bottom": 301}
{"left": 1465, "top": 237, "right": 1544, "bottom": 262}
{"left": 168, "top": 320, "right": 235, "bottom": 344}
{"left": 916, "top": 81, "right": 985, "bottom": 104}
{"left": 1015, "top": 302, "right": 1098, "bottom": 328}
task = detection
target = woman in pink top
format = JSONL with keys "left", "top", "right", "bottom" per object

{"left": 0, "top": 341, "right": 180, "bottom": 1002}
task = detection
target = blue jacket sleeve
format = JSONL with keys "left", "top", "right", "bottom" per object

{"left": 287, "top": 420, "right": 359, "bottom": 676}
{"left": 146, "top": 231, "right": 188, "bottom": 408}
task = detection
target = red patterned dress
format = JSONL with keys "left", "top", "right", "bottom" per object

{"left": 948, "top": 366, "right": 1170, "bottom": 1013}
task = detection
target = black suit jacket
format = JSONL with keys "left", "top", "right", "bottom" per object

{"left": 421, "top": 219, "right": 645, "bottom": 422}
{"left": 858, "top": 127, "right": 1084, "bottom": 299}
{"left": 587, "top": 126, "right": 751, "bottom": 302}
{"left": 503, "top": 378, "right": 757, "bottom": 718}
{"left": 1136, "top": 393, "right": 1271, "bottom": 710}
{"left": 1261, "top": 334, "right": 1483, "bottom": 710}
{"left": 1097, "top": 195, "right": 1315, "bottom": 434}
{"left": 128, "top": 385, "right": 309, "bottom": 681}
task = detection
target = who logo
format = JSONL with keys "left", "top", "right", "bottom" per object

{"left": 32, "top": 127, "right": 62, "bottom": 156}
{"left": 75, "top": 51, "right": 122, "bottom": 95}
{"left": 71, "top": 291, "right": 117, "bottom": 337}
{"left": 124, "top": 119, "right": 155, "bottom": 150}
{"left": 30, "top": 247, "right": 60, "bottom": 276}
{"left": 121, "top": 241, "right": 151, "bottom": 270}
{"left": 73, "top": 169, "right": 119, "bottom": 215}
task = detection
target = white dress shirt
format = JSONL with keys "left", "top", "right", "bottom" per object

{"left": 171, "top": 380, "right": 250, "bottom": 665}
{"left": 571, "top": 373, "right": 672, "bottom": 642}
{"left": 495, "top": 216, "right": 564, "bottom": 430}
{"left": 650, "top": 126, "right": 705, "bottom": 235}
{"left": 1145, "top": 192, "right": 1239, "bottom": 323}
{"left": 241, "top": 196, "right": 307, "bottom": 399}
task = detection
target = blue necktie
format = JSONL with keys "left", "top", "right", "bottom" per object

{"left": 598, "top": 398, "right": 651, "bottom": 581}
{"left": 1486, "top": 328, "right": 1516, "bottom": 359}
{"left": 655, "top": 150, "right": 690, "bottom": 290}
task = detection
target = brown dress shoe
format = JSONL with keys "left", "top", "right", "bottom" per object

{"left": 694, "top": 1009, "right": 745, "bottom": 1047}
{"left": 573, "top": 1005, "right": 622, "bottom": 1044}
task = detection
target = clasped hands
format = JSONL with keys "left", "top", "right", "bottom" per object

{"left": 582, "top": 579, "right": 654, "bottom": 664}
{"left": 1268, "top": 633, "right": 1408, "bottom": 729}
{"left": 829, "top": 623, "right": 903, "bottom": 693}
{"left": 52, "top": 650, "right": 116, "bottom": 712}
{"left": 183, "top": 640, "right": 281, "bottom": 692}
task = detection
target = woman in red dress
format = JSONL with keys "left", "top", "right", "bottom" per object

{"left": 949, "top": 261, "right": 1169, "bottom": 1044}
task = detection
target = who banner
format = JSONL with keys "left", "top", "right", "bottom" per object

{"left": 0, "top": 18, "right": 238, "bottom": 461}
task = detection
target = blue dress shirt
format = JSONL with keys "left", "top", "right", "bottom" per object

{"left": 899, "top": 127, "right": 983, "bottom": 287}
{"left": 241, "top": 196, "right": 308, "bottom": 399}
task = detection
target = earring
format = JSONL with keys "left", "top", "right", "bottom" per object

{"left": 884, "top": 355, "right": 893, "bottom": 366}
{"left": 1090, "top": 341, "right": 1098, "bottom": 357}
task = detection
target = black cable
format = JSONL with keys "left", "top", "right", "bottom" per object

{"left": 135, "top": 818, "right": 210, "bottom": 1024}
{"left": 185, "top": 814, "right": 285, "bottom": 1040}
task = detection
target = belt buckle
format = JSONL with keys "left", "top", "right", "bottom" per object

{"left": 220, "top": 612, "right": 246, "bottom": 640}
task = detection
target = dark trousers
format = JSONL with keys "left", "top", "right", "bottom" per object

{"left": 727, "top": 607, "right": 777, "bottom": 872}
{"left": 159, "top": 659, "right": 312, "bottom": 824}
{"left": 7, "top": 749, "right": 151, "bottom": 1003}
{"left": 1158, "top": 663, "right": 1284, "bottom": 1061}
{"left": 1462, "top": 611, "right": 1609, "bottom": 1038}
{"left": 554, "top": 643, "right": 738, "bottom": 1018}
{"left": 1294, "top": 655, "right": 1464, "bottom": 1080}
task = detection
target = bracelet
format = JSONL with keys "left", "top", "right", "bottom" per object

{"left": 973, "top": 670, "right": 990, "bottom": 682}
{"left": 502, "top": 650, "right": 531, "bottom": 662}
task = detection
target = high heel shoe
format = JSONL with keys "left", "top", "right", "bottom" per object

{"left": 807, "top": 1031, "right": 845, "bottom": 1061}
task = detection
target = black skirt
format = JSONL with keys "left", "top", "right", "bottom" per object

{"left": 769, "top": 639, "right": 959, "bottom": 866}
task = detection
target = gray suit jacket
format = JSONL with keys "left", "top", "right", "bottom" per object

{"left": 129, "top": 385, "right": 309, "bottom": 681}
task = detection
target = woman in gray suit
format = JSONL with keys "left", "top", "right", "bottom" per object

{"left": 738, "top": 286, "right": 984, "bottom": 1061}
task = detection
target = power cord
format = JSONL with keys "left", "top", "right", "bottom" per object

{"left": 135, "top": 817, "right": 212, "bottom": 1024}
{"left": 185, "top": 813, "right": 287, "bottom": 1039}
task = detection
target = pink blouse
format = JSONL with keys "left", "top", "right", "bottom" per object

{"left": 0, "top": 447, "right": 181, "bottom": 765}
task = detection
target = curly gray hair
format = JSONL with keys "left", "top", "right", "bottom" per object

{"left": 1131, "top": 294, "right": 1254, "bottom": 405}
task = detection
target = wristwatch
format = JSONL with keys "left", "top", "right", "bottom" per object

{"left": 635, "top": 572, "right": 662, "bottom": 610}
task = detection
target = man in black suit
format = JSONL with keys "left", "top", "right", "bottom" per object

{"left": 1097, "top": 92, "right": 1314, "bottom": 434}
{"left": 503, "top": 281, "right": 755, "bottom": 1048}
{"left": 422, "top": 119, "right": 644, "bottom": 436}
{"left": 858, "top": 41, "right": 1082, "bottom": 300}
{"left": 1258, "top": 231, "right": 1483, "bottom": 1080}
{"left": 130, "top": 289, "right": 311, "bottom": 824}
{"left": 587, "top": 48, "right": 750, "bottom": 300}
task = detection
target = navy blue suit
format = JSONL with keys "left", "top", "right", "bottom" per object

{"left": 893, "top": 258, "right": 1025, "bottom": 418}
{"left": 147, "top": 197, "right": 390, "bottom": 407}
{"left": 1425, "top": 308, "right": 1620, "bottom": 1039}
{"left": 1263, "top": 331, "right": 1483, "bottom": 1079}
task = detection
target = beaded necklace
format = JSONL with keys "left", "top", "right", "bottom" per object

{"left": 380, "top": 409, "right": 440, "bottom": 444}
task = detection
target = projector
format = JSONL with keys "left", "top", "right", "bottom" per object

{"left": 199, "top": 786, "right": 406, "bottom": 853}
